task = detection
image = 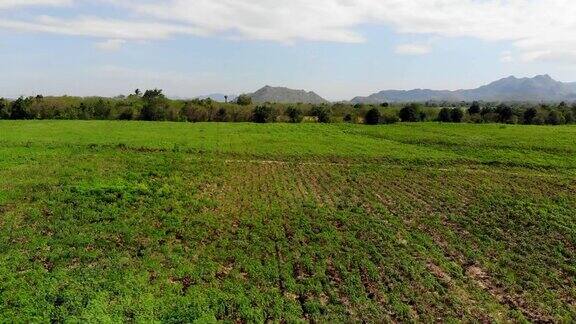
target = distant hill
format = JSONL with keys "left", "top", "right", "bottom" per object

{"left": 196, "top": 94, "right": 237, "bottom": 102}
{"left": 249, "top": 86, "right": 328, "bottom": 104}
{"left": 351, "top": 75, "right": 576, "bottom": 103}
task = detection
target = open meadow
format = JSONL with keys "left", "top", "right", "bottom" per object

{"left": 0, "top": 121, "right": 575, "bottom": 322}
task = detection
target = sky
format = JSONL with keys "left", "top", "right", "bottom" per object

{"left": 0, "top": 0, "right": 575, "bottom": 101}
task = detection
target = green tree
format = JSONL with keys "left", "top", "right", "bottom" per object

{"left": 438, "top": 108, "right": 451, "bottom": 122}
{"left": 141, "top": 89, "right": 169, "bottom": 121}
{"left": 564, "top": 110, "right": 574, "bottom": 124}
{"left": 93, "top": 99, "right": 112, "bottom": 119}
{"left": 546, "top": 110, "right": 565, "bottom": 125}
{"left": 523, "top": 107, "right": 538, "bottom": 124}
{"left": 252, "top": 105, "right": 274, "bottom": 123}
{"left": 381, "top": 111, "right": 400, "bottom": 124}
{"left": 310, "top": 105, "right": 331, "bottom": 123}
{"left": 285, "top": 106, "right": 303, "bottom": 123}
{"left": 215, "top": 107, "right": 227, "bottom": 122}
{"left": 364, "top": 107, "right": 381, "bottom": 125}
{"left": 496, "top": 104, "right": 514, "bottom": 123}
{"left": 236, "top": 94, "right": 252, "bottom": 106}
{"left": 399, "top": 103, "right": 421, "bottom": 122}
{"left": 468, "top": 101, "right": 481, "bottom": 115}
{"left": 10, "top": 97, "right": 32, "bottom": 120}
{"left": 450, "top": 108, "right": 464, "bottom": 123}
{"left": 0, "top": 98, "right": 10, "bottom": 119}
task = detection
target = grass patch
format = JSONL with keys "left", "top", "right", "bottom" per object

{"left": 0, "top": 121, "right": 574, "bottom": 321}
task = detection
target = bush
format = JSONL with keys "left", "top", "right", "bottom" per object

{"left": 468, "top": 101, "right": 481, "bottom": 115}
{"left": 141, "top": 89, "right": 169, "bottom": 121}
{"left": 546, "top": 110, "right": 565, "bottom": 125}
{"left": 215, "top": 107, "right": 228, "bottom": 122}
{"left": 399, "top": 103, "right": 421, "bottom": 122}
{"left": 285, "top": 106, "right": 303, "bottom": 123}
{"left": 496, "top": 104, "right": 514, "bottom": 123}
{"left": 450, "top": 108, "right": 464, "bottom": 123}
{"left": 310, "top": 105, "right": 331, "bottom": 123}
{"left": 252, "top": 105, "right": 274, "bottom": 123}
{"left": 181, "top": 103, "right": 210, "bottom": 122}
{"left": 564, "top": 111, "right": 574, "bottom": 124}
{"left": 523, "top": 107, "right": 538, "bottom": 124}
{"left": 381, "top": 112, "right": 400, "bottom": 124}
{"left": 236, "top": 94, "right": 252, "bottom": 106}
{"left": 228, "top": 106, "right": 252, "bottom": 122}
{"left": 438, "top": 108, "right": 451, "bottom": 122}
{"left": 364, "top": 108, "right": 381, "bottom": 125}
{"left": 10, "top": 97, "right": 32, "bottom": 120}
{"left": 343, "top": 113, "right": 353, "bottom": 123}
{"left": 117, "top": 106, "right": 137, "bottom": 120}
{"left": 0, "top": 98, "right": 10, "bottom": 119}
{"left": 93, "top": 99, "right": 112, "bottom": 120}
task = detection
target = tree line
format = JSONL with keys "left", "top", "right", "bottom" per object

{"left": 1, "top": 90, "right": 575, "bottom": 126}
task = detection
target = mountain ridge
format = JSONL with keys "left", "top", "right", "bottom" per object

{"left": 248, "top": 85, "right": 328, "bottom": 104}
{"left": 351, "top": 75, "right": 576, "bottom": 103}
{"left": 196, "top": 94, "right": 237, "bottom": 102}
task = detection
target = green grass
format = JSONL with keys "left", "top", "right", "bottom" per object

{"left": 0, "top": 121, "right": 574, "bottom": 322}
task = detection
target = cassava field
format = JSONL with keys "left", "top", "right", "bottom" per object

{"left": 0, "top": 121, "right": 574, "bottom": 322}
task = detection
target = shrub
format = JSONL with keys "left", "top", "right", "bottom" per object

{"left": 564, "top": 111, "right": 574, "bottom": 124}
{"left": 496, "top": 104, "right": 514, "bottom": 123}
{"left": 450, "top": 108, "right": 464, "bottom": 123}
{"left": 523, "top": 107, "right": 538, "bottom": 124}
{"left": 141, "top": 89, "right": 169, "bottom": 121}
{"left": 0, "top": 98, "right": 11, "bottom": 119}
{"left": 10, "top": 97, "right": 32, "bottom": 120}
{"left": 364, "top": 108, "right": 381, "bottom": 125}
{"left": 236, "top": 94, "right": 252, "bottom": 106}
{"left": 468, "top": 101, "right": 481, "bottom": 115}
{"left": 215, "top": 107, "right": 228, "bottom": 122}
{"left": 181, "top": 103, "right": 209, "bottom": 122}
{"left": 252, "top": 105, "right": 274, "bottom": 123}
{"left": 546, "top": 110, "right": 565, "bottom": 125}
{"left": 310, "top": 105, "right": 331, "bottom": 123}
{"left": 438, "top": 108, "right": 451, "bottom": 122}
{"left": 93, "top": 99, "right": 112, "bottom": 120}
{"left": 381, "top": 112, "right": 400, "bottom": 124}
{"left": 285, "top": 106, "right": 303, "bottom": 123}
{"left": 399, "top": 103, "right": 421, "bottom": 122}
{"left": 228, "top": 106, "right": 252, "bottom": 122}
{"left": 117, "top": 106, "right": 137, "bottom": 120}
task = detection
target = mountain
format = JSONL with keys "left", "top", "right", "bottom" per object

{"left": 196, "top": 94, "right": 237, "bottom": 102}
{"left": 249, "top": 86, "right": 329, "bottom": 104}
{"left": 351, "top": 75, "right": 576, "bottom": 103}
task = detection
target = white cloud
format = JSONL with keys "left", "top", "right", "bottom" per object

{"left": 521, "top": 50, "right": 576, "bottom": 64}
{"left": 1, "top": 0, "right": 576, "bottom": 63}
{"left": 500, "top": 51, "right": 514, "bottom": 63}
{"left": 395, "top": 43, "right": 431, "bottom": 56}
{"left": 94, "top": 38, "right": 125, "bottom": 51}
{"left": 0, "top": 15, "right": 205, "bottom": 40}
{"left": 0, "top": 0, "right": 71, "bottom": 9}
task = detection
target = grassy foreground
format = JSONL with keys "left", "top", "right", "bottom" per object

{"left": 0, "top": 121, "right": 574, "bottom": 322}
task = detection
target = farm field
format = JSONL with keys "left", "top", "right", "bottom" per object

{"left": 0, "top": 120, "right": 574, "bottom": 322}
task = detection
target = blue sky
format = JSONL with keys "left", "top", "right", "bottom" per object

{"left": 0, "top": 0, "right": 575, "bottom": 101}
